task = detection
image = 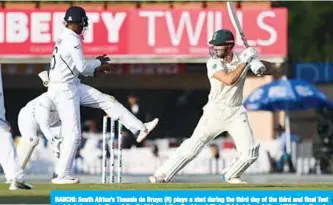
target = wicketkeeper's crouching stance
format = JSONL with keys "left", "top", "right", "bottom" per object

{"left": 150, "top": 29, "right": 282, "bottom": 184}
{"left": 16, "top": 92, "right": 62, "bottom": 170}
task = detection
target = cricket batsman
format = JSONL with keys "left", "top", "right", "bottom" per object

{"left": 0, "top": 65, "right": 32, "bottom": 190}
{"left": 47, "top": 6, "right": 158, "bottom": 184}
{"left": 16, "top": 91, "right": 62, "bottom": 171}
{"left": 149, "top": 29, "right": 281, "bottom": 184}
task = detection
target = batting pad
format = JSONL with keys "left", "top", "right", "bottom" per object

{"left": 17, "top": 137, "right": 39, "bottom": 169}
{"left": 156, "top": 138, "right": 205, "bottom": 182}
{"left": 224, "top": 143, "right": 260, "bottom": 180}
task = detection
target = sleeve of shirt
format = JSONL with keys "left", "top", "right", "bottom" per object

{"left": 68, "top": 37, "right": 102, "bottom": 76}
{"left": 206, "top": 59, "right": 224, "bottom": 78}
{"left": 34, "top": 98, "right": 54, "bottom": 142}
{"left": 80, "top": 59, "right": 102, "bottom": 77}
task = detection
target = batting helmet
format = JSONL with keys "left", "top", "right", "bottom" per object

{"left": 209, "top": 29, "right": 235, "bottom": 46}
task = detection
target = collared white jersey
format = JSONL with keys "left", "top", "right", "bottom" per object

{"left": 205, "top": 53, "right": 248, "bottom": 107}
{"left": 48, "top": 28, "right": 101, "bottom": 84}
{"left": 24, "top": 93, "right": 60, "bottom": 127}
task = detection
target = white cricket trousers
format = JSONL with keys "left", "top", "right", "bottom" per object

{"left": 0, "top": 122, "right": 24, "bottom": 181}
{"left": 154, "top": 103, "right": 256, "bottom": 181}
{"left": 0, "top": 65, "right": 24, "bottom": 181}
{"left": 17, "top": 107, "right": 40, "bottom": 141}
{"left": 48, "top": 81, "right": 146, "bottom": 178}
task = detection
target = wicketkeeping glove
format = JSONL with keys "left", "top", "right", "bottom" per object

{"left": 51, "top": 135, "right": 63, "bottom": 158}
{"left": 96, "top": 54, "right": 110, "bottom": 65}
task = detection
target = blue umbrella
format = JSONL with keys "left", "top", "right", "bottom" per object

{"left": 244, "top": 77, "right": 333, "bottom": 156}
{"left": 244, "top": 77, "right": 333, "bottom": 111}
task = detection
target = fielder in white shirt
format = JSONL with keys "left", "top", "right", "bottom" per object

{"left": 0, "top": 65, "right": 32, "bottom": 190}
{"left": 47, "top": 6, "right": 159, "bottom": 184}
{"left": 149, "top": 29, "right": 282, "bottom": 184}
{"left": 16, "top": 92, "right": 62, "bottom": 171}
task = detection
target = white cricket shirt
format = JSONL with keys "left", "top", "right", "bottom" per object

{"left": 48, "top": 28, "right": 101, "bottom": 84}
{"left": 23, "top": 93, "right": 60, "bottom": 140}
{"left": 205, "top": 53, "right": 248, "bottom": 107}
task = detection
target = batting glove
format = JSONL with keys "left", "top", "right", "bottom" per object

{"left": 249, "top": 58, "right": 266, "bottom": 76}
{"left": 239, "top": 47, "right": 257, "bottom": 64}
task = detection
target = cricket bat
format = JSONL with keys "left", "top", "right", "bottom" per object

{"left": 226, "top": 1, "right": 249, "bottom": 48}
{"left": 227, "top": 1, "right": 266, "bottom": 76}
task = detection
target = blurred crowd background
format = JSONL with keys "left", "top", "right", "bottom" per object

{"left": 1, "top": 1, "right": 333, "bottom": 176}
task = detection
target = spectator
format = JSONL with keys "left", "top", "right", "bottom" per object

{"left": 127, "top": 93, "right": 150, "bottom": 121}
{"left": 122, "top": 93, "right": 151, "bottom": 148}
{"left": 80, "top": 120, "right": 102, "bottom": 165}
{"left": 209, "top": 144, "right": 220, "bottom": 160}
{"left": 275, "top": 124, "right": 300, "bottom": 173}
{"left": 152, "top": 144, "right": 159, "bottom": 157}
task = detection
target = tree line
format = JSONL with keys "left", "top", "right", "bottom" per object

{"left": 274, "top": 1, "right": 333, "bottom": 62}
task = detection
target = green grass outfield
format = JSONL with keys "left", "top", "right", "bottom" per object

{"left": 0, "top": 183, "right": 332, "bottom": 204}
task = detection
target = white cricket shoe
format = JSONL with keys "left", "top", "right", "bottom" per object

{"left": 221, "top": 166, "right": 247, "bottom": 184}
{"left": 9, "top": 179, "right": 33, "bottom": 190}
{"left": 224, "top": 177, "right": 248, "bottom": 184}
{"left": 5, "top": 179, "right": 11, "bottom": 184}
{"left": 52, "top": 176, "right": 80, "bottom": 184}
{"left": 136, "top": 118, "right": 159, "bottom": 143}
{"left": 148, "top": 175, "right": 166, "bottom": 183}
